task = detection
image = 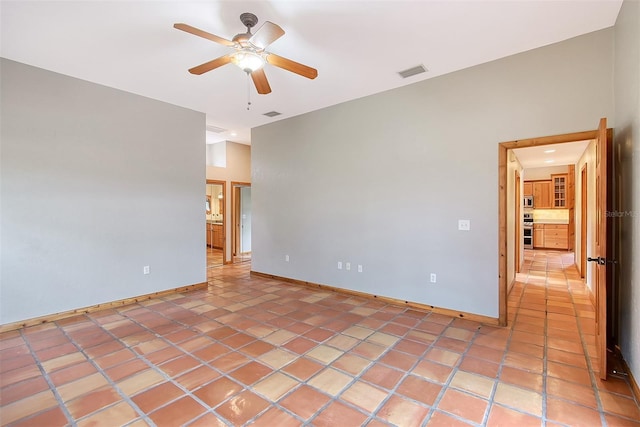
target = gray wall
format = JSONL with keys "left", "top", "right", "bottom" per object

{"left": 613, "top": 0, "right": 640, "bottom": 391}
{"left": 1, "top": 59, "right": 206, "bottom": 324}
{"left": 252, "top": 28, "right": 614, "bottom": 318}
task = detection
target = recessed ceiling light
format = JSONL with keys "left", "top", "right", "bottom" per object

{"left": 230, "top": 132, "right": 237, "bottom": 137}
{"left": 544, "top": 149, "right": 556, "bottom": 154}
{"left": 545, "top": 159, "right": 555, "bottom": 163}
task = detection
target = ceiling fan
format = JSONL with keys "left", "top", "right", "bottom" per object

{"left": 174, "top": 13, "right": 318, "bottom": 95}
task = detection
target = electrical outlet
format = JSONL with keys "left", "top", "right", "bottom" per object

{"left": 285, "top": 255, "right": 290, "bottom": 262}
{"left": 143, "top": 266, "right": 150, "bottom": 275}
{"left": 346, "top": 262, "right": 351, "bottom": 271}
{"left": 458, "top": 220, "right": 471, "bottom": 231}
{"left": 430, "top": 273, "right": 436, "bottom": 283}
{"left": 337, "top": 261, "right": 343, "bottom": 270}
{"left": 357, "top": 265, "right": 363, "bottom": 273}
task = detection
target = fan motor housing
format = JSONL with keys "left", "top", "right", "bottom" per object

{"left": 240, "top": 13, "right": 258, "bottom": 29}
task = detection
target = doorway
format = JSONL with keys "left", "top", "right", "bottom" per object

{"left": 499, "top": 119, "right": 612, "bottom": 380}
{"left": 231, "top": 182, "right": 251, "bottom": 263}
{"left": 206, "top": 180, "right": 225, "bottom": 268}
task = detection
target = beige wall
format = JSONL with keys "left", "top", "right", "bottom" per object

{"left": 507, "top": 153, "right": 524, "bottom": 292}
{"left": 575, "top": 140, "right": 597, "bottom": 294}
{"left": 206, "top": 141, "right": 251, "bottom": 261}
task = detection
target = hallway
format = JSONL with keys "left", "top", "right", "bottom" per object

{"left": 0, "top": 251, "right": 638, "bottom": 425}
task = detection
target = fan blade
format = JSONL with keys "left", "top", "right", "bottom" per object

{"left": 251, "top": 69, "right": 272, "bottom": 94}
{"left": 174, "top": 23, "right": 235, "bottom": 47}
{"left": 249, "top": 21, "right": 284, "bottom": 49}
{"left": 189, "top": 54, "right": 233, "bottom": 75}
{"left": 266, "top": 53, "right": 318, "bottom": 79}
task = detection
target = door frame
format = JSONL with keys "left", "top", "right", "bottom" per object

{"left": 580, "top": 164, "right": 588, "bottom": 278}
{"left": 231, "top": 181, "right": 251, "bottom": 263}
{"left": 206, "top": 179, "right": 227, "bottom": 265}
{"left": 515, "top": 170, "right": 521, "bottom": 273}
{"left": 498, "top": 129, "right": 597, "bottom": 326}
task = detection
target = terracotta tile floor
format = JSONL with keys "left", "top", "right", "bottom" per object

{"left": 2, "top": 250, "right": 639, "bottom": 426}
{"left": 206, "top": 248, "right": 223, "bottom": 269}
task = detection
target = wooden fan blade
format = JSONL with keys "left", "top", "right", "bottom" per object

{"left": 189, "top": 54, "right": 233, "bottom": 75}
{"left": 174, "top": 23, "right": 235, "bottom": 47}
{"left": 266, "top": 53, "right": 318, "bottom": 79}
{"left": 251, "top": 69, "right": 272, "bottom": 94}
{"left": 249, "top": 21, "right": 284, "bottom": 50}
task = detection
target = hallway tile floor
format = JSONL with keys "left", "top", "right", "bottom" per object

{"left": 1, "top": 250, "right": 639, "bottom": 426}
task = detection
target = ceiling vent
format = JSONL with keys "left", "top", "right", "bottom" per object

{"left": 263, "top": 111, "right": 282, "bottom": 117}
{"left": 398, "top": 64, "right": 428, "bottom": 79}
{"left": 206, "top": 124, "right": 227, "bottom": 133}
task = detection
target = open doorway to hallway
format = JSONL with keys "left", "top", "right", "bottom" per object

{"left": 499, "top": 119, "right": 613, "bottom": 380}
{"left": 206, "top": 180, "right": 225, "bottom": 269}
{"left": 510, "top": 139, "right": 598, "bottom": 308}
{"left": 231, "top": 182, "right": 251, "bottom": 263}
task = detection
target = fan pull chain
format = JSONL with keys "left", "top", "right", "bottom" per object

{"left": 246, "top": 72, "right": 252, "bottom": 111}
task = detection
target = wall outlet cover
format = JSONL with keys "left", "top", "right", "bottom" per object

{"left": 458, "top": 220, "right": 471, "bottom": 231}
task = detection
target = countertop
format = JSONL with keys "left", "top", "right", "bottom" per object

{"left": 534, "top": 219, "right": 569, "bottom": 225}
{"left": 207, "top": 221, "right": 223, "bottom": 225}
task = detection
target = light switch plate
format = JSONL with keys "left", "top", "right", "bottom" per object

{"left": 458, "top": 220, "right": 471, "bottom": 231}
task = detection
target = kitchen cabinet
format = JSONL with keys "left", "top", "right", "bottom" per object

{"left": 533, "top": 224, "right": 568, "bottom": 250}
{"left": 206, "top": 223, "right": 223, "bottom": 249}
{"left": 206, "top": 223, "right": 213, "bottom": 247}
{"left": 212, "top": 224, "right": 223, "bottom": 249}
{"left": 551, "top": 174, "right": 567, "bottom": 208}
{"left": 533, "top": 181, "right": 552, "bottom": 209}
{"left": 523, "top": 182, "right": 533, "bottom": 197}
{"left": 544, "top": 224, "right": 568, "bottom": 249}
{"left": 533, "top": 224, "right": 544, "bottom": 248}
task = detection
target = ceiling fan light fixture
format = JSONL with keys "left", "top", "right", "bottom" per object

{"left": 231, "top": 50, "right": 265, "bottom": 73}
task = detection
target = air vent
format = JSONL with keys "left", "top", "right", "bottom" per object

{"left": 263, "top": 111, "right": 282, "bottom": 117}
{"left": 206, "top": 124, "right": 227, "bottom": 133}
{"left": 398, "top": 65, "right": 428, "bottom": 79}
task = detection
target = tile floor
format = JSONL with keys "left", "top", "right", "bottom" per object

{"left": 1, "top": 250, "right": 639, "bottom": 426}
{"left": 207, "top": 248, "right": 224, "bottom": 269}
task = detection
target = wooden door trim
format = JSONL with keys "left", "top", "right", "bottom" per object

{"left": 515, "top": 169, "right": 521, "bottom": 274}
{"left": 580, "top": 164, "right": 588, "bottom": 278}
{"left": 206, "top": 180, "right": 227, "bottom": 264}
{"left": 498, "top": 129, "right": 597, "bottom": 326}
{"left": 231, "top": 181, "right": 251, "bottom": 264}
{"left": 594, "top": 118, "right": 609, "bottom": 380}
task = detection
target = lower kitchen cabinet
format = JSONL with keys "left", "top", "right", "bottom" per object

{"left": 544, "top": 224, "right": 568, "bottom": 249}
{"left": 207, "top": 223, "right": 224, "bottom": 249}
{"left": 533, "top": 224, "right": 568, "bottom": 250}
{"left": 533, "top": 225, "right": 544, "bottom": 248}
{"left": 212, "top": 224, "right": 223, "bottom": 249}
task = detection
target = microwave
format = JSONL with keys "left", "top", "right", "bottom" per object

{"left": 523, "top": 196, "right": 534, "bottom": 208}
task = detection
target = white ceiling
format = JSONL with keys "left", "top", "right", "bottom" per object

{"left": 0, "top": 1, "right": 622, "bottom": 145}
{"left": 513, "top": 140, "right": 591, "bottom": 169}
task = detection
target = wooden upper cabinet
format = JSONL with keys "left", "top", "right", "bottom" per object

{"left": 551, "top": 174, "right": 567, "bottom": 208}
{"left": 523, "top": 182, "right": 533, "bottom": 197}
{"left": 533, "top": 181, "right": 552, "bottom": 208}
